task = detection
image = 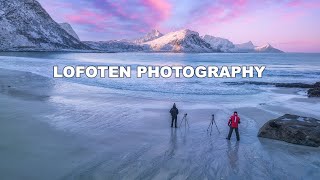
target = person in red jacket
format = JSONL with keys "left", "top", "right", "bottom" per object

{"left": 226, "top": 111, "right": 240, "bottom": 141}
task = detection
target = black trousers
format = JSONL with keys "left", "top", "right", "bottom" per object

{"left": 171, "top": 116, "right": 177, "bottom": 127}
{"left": 227, "top": 127, "right": 240, "bottom": 140}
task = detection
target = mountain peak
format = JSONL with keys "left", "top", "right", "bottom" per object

{"left": 235, "top": 41, "right": 255, "bottom": 50}
{"left": 143, "top": 29, "right": 213, "bottom": 52}
{"left": 255, "top": 43, "right": 283, "bottom": 53}
{"left": 150, "top": 29, "right": 162, "bottom": 36}
{"left": 265, "top": 43, "right": 272, "bottom": 47}
{"left": 133, "top": 29, "right": 163, "bottom": 44}
{"left": 247, "top": 41, "right": 254, "bottom": 45}
{"left": 59, "top": 23, "right": 80, "bottom": 40}
{"left": 202, "top": 35, "right": 235, "bottom": 52}
{"left": 175, "top": 29, "right": 198, "bottom": 36}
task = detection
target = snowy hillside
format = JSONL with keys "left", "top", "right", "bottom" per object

{"left": 202, "top": 35, "right": 235, "bottom": 52}
{"left": 133, "top": 29, "right": 163, "bottom": 44}
{"left": 234, "top": 41, "right": 283, "bottom": 53}
{"left": 143, "top": 29, "right": 215, "bottom": 53}
{"left": 0, "top": 0, "right": 88, "bottom": 51}
{"left": 59, "top": 23, "right": 80, "bottom": 41}
{"left": 254, "top": 43, "right": 284, "bottom": 53}
{"left": 83, "top": 40, "right": 146, "bottom": 52}
{"left": 235, "top": 41, "right": 255, "bottom": 52}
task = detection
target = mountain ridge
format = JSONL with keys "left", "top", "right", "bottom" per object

{"left": 0, "top": 0, "right": 283, "bottom": 53}
{"left": 59, "top": 22, "right": 80, "bottom": 41}
{"left": 0, "top": 0, "right": 89, "bottom": 51}
{"left": 133, "top": 29, "right": 163, "bottom": 44}
{"left": 143, "top": 29, "right": 215, "bottom": 53}
{"left": 202, "top": 35, "right": 235, "bottom": 52}
{"left": 254, "top": 43, "right": 284, "bottom": 53}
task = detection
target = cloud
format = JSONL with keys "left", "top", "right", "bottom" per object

{"left": 37, "top": 0, "right": 320, "bottom": 51}
{"left": 142, "top": 0, "right": 171, "bottom": 20}
{"left": 174, "top": 0, "right": 249, "bottom": 30}
{"left": 38, "top": 0, "right": 172, "bottom": 36}
{"left": 71, "top": 0, "right": 171, "bottom": 33}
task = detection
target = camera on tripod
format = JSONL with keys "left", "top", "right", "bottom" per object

{"left": 207, "top": 114, "right": 220, "bottom": 135}
{"left": 180, "top": 113, "right": 189, "bottom": 128}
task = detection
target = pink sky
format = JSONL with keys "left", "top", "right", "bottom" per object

{"left": 38, "top": 0, "right": 320, "bottom": 52}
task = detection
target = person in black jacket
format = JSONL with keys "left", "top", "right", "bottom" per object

{"left": 170, "top": 103, "right": 179, "bottom": 128}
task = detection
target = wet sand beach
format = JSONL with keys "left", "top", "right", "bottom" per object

{"left": 0, "top": 68, "right": 319, "bottom": 180}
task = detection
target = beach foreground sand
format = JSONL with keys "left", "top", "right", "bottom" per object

{"left": 0, "top": 69, "right": 319, "bottom": 180}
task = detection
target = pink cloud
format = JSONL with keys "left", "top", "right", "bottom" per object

{"left": 287, "top": 0, "right": 320, "bottom": 8}
{"left": 282, "top": 0, "right": 320, "bottom": 21}
{"left": 65, "top": 10, "right": 111, "bottom": 31}
{"left": 185, "top": 0, "right": 248, "bottom": 30}
{"left": 39, "top": 0, "right": 173, "bottom": 35}
{"left": 142, "top": 0, "right": 172, "bottom": 20}
{"left": 66, "top": 10, "right": 106, "bottom": 24}
{"left": 87, "top": 0, "right": 172, "bottom": 33}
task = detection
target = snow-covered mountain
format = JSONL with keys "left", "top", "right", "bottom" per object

{"left": 59, "top": 23, "right": 80, "bottom": 41}
{"left": 234, "top": 41, "right": 283, "bottom": 53}
{"left": 0, "top": 0, "right": 284, "bottom": 53}
{"left": 143, "top": 29, "right": 215, "bottom": 53}
{"left": 202, "top": 35, "right": 235, "bottom": 52}
{"left": 133, "top": 29, "right": 163, "bottom": 44}
{"left": 84, "top": 30, "right": 283, "bottom": 53}
{"left": 235, "top": 41, "right": 255, "bottom": 52}
{"left": 254, "top": 43, "right": 284, "bottom": 53}
{"left": 83, "top": 40, "right": 146, "bottom": 52}
{"left": 0, "top": 0, "right": 88, "bottom": 51}
{"left": 201, "top": 36, "right": 284, "bottom": 53}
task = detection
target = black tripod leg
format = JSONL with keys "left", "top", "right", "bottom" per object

{"left": 180, "top": 117, "right": 184, "bottom": 127}
{"left": 186, "top": 118, "right": 189, "bottom": 128}
{"left": 213, "top": 120, "right": 220, "bottom": 134}
{"left": 207, "top": 121, "right": 212, "bottom": 131}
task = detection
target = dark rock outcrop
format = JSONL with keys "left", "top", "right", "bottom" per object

{"left": 275, "top": 83, "right": 314, "bottom": 88}
{"left": 258, "top": 114, "right": 320, "bottom": 147}
{"left": 226, "top": 81, "right": 320, "bottom": 98}
{"left": 225, "top": 81, "right": 315, "bottom": 88}
{"left": 308, "top": 82, "right": 320, "bottom": 97}
{"left": 308, "top": 88, "right": 320, "bottom": 97}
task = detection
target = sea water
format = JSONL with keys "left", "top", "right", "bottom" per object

{"left": 0, "top": 52, "right": 319, "bottom": 102}
{"left": 1, "top": 52, "right": 320, "bottom": 133}
{"left": 1, "top": 52, "right": 319, "bottom": 127}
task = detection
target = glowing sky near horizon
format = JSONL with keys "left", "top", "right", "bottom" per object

{"left": 38, "top": 0, "right": 320, "bottom": 52}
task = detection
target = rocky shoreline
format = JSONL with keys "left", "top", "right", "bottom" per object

{"left": 225, "top": 81, "right": 320, "bottom": 97}
{"left": 307, "top": 82, "right": 320, "bottom": 97}
{"left": 258, "top": 114, "right": 320, "bottom": 147}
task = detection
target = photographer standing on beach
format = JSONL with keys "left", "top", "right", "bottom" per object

{"left": 170, "top": 103, "right": 179, "bottom": 128}
{"left": 226, "top": 111, "right": 241, "bottom": 141}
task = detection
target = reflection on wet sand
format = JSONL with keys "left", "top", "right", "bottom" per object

{"left": 166, "top": 128, "right": 177, "bottom": 157}
{"left": 227, "top": 141, "right": 239, "bottom": 171}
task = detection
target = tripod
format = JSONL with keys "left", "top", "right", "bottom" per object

{"left": 180, "top": 113, "right": 189, "bottom": 128}
{"left": 207, "top": 114, "right": 220, "bottom": 135}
